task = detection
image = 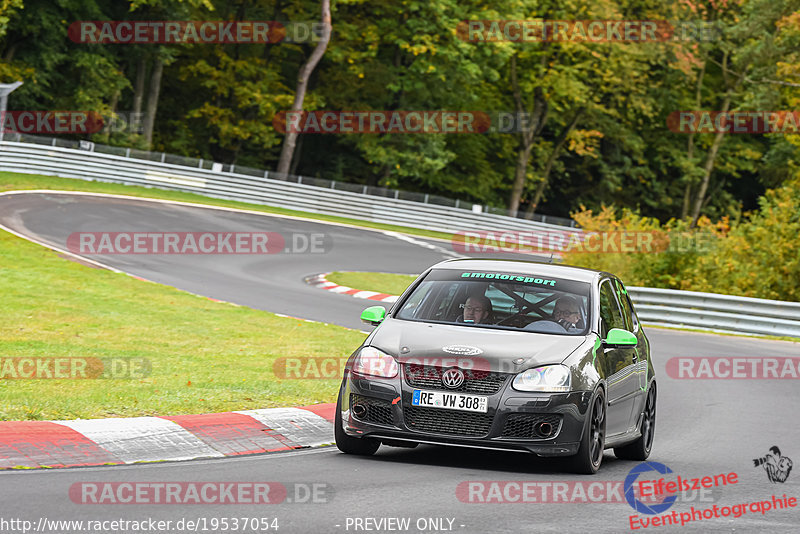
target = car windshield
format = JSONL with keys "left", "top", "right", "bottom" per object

{"left": 395, "top": 269, "right": 592, "bottom": 335}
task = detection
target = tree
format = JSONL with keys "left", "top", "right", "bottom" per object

{"left": 0, "top": 0, "right": 23, "bottom": 40}
{"left": 276, "top": 0, "right": 331, "bottom": 176}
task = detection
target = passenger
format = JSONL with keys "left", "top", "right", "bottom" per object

{"left": 553, "top": 295, "right": 582, "bottom": 330}
{"left": 461, "top": 294, "right": 493, "bottom": 324}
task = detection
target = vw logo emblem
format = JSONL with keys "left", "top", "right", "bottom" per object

{"left": 441, "top": 368, "right": 465, "bottom": 389}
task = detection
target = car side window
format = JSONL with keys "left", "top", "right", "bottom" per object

{"left": 397, "top": 281, "right": 432, "bottom": 319}
{"left": 599, "top": 280, "right": 625, "bottom": 338}
{"left": 613, "top": 279, "right": 635, "bottom": 332}
{"left": 625, "top": 293, "right": 639, "bottom": 330}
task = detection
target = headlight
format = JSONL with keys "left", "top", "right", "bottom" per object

{"left": 352, "top": 346, "right": 398, "bottom": 378}
{"left": 512, "top": 365, "right": 571, "bottom": 392}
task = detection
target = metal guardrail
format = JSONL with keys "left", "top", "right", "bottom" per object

{"left": 0, "top": 134, "right": 577, "bottom": 226}
{"left": 0, "top": 139, "right": 579, "bottom": 238}
{"left": 627, "top": 287, "right": 800, "bottom": 338}
{"left": 1, "top": 139, "right": 798, "bottom": 338}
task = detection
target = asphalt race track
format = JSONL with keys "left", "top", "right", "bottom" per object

{"left": 1, "top": 191, "right": 799, "bottom": 533}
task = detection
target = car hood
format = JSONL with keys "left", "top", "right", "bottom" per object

{"left": 368, "top": 318, "right": 588, "bottom": 373}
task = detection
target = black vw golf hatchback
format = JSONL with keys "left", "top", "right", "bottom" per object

{"left": 335, "top": 259, "right": 656, "bottom": 474}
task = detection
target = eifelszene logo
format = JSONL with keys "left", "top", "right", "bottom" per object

{"left": 753, "top": 446, "right": 793, "bottom": 483}
{"left": 625, "top": 462, "right": 678, "bottom": 515}
{"left": 625, "top": 461, "right": 738, "bottom": 527}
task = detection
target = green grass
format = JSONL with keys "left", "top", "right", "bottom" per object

{"left": 0, "top": 171, "right": 455, "bottom": 241}
{"left": 326, "top": 271, "right": 418, "bottom": 296}
{"left": 0, "top": 226, "right": 368, "bottom": 420}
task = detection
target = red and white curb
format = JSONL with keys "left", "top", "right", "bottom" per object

{"left": 305, "top": 273, "right": 399, "bottom": 303}
{"left": 0, "top": 404, "right": 335, "bottom": 470}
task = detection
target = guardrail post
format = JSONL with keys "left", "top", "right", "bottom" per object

{"left": 51, "top": 138, "right": 57, "bottom": 146}
{"left": 160, "top": 152, "right": 166, "bottom": 163}
{"left": 0, "top": 81, "right": 23, "bottom": 143}
{"left": 394, "top": 190, "right": 399, "bottom": 199}
{"left": 126, "top": 148, "right": 130, "bottom": 158}
{"left": 455, "top": 199, "right": 461, "bottom": 209}
{"left": 424, "top": 194, "right": 429, "bottom": 203}
{"left": 230, "top": 164, "right": 235, "bottom": 173}
{"left": 298, "top": 176, "right": 303, "bottom": 184}
{"left": 362, "top": 185, "right": 368, "bottom": 194}
{"left": 264, "top": 170, "right": 269, "bottom": 179}
{"left": 198, "top": 158, "right": 203, "bottom": 168}
{"left": 331, "top": 180, "right": 336, "bottom": 189}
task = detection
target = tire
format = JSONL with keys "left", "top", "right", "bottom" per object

{"left": 614, "top": 384, "right": 656, "bottom": 461}
{"left": 334, "top": 390, "right": 380, "bottom": 456}
{"left": 569, "top": 388, "right": 606, "bottom": 474}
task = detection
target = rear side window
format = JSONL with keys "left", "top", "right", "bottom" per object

{"left": 614, "top": 279, "right": 637, "bottom": 331}
{"left": 625, "top": 293, "right": 639, "bottom": 330}
{"left": 599, "top": 280, "right": 625, "bottom": 337}
{"left": 614, "top": 280, "right": 634, "bottom": 332}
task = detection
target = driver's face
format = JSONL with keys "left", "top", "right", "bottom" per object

{"left": 554, "top": 306, "right": 580, "bottom": 326}
{"left": 463, "top": 298, "right": 489, "bottom": 323}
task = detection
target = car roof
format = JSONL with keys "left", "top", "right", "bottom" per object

{"left": 429, "top": 258, "right": 609, "bottom": 283}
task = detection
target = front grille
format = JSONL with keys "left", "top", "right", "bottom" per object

{"left": 350, "top": 394, "right": 394, "bottom": 426}
{"left": 501, "top": 413, "right": 563, "bottom": 439}
{"left": 403, "top": 364, "right": 508, "bottom": 395}
{"left": 403, "top": 406, "right": 493, "bottom": 437}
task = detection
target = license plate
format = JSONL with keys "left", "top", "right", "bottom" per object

{"left": 412, "top": 389, "right": 488, "bottom": 413}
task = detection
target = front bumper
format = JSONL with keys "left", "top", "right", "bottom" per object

{"left": 339, "top": 370, "right": 593, "bottom": 457}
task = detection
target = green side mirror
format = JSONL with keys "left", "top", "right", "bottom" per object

{"left": 360, "top": 306, "right": 386, "bottom": 326}
{"left": 604, "top": 328, "right": 637, "bottom": 347}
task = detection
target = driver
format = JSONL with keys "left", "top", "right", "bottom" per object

{"left": 461, "top": 294, "right": 493, "bottom": 324}
{"left": 553, "top": 295, "right": 582, "bottom": 330}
